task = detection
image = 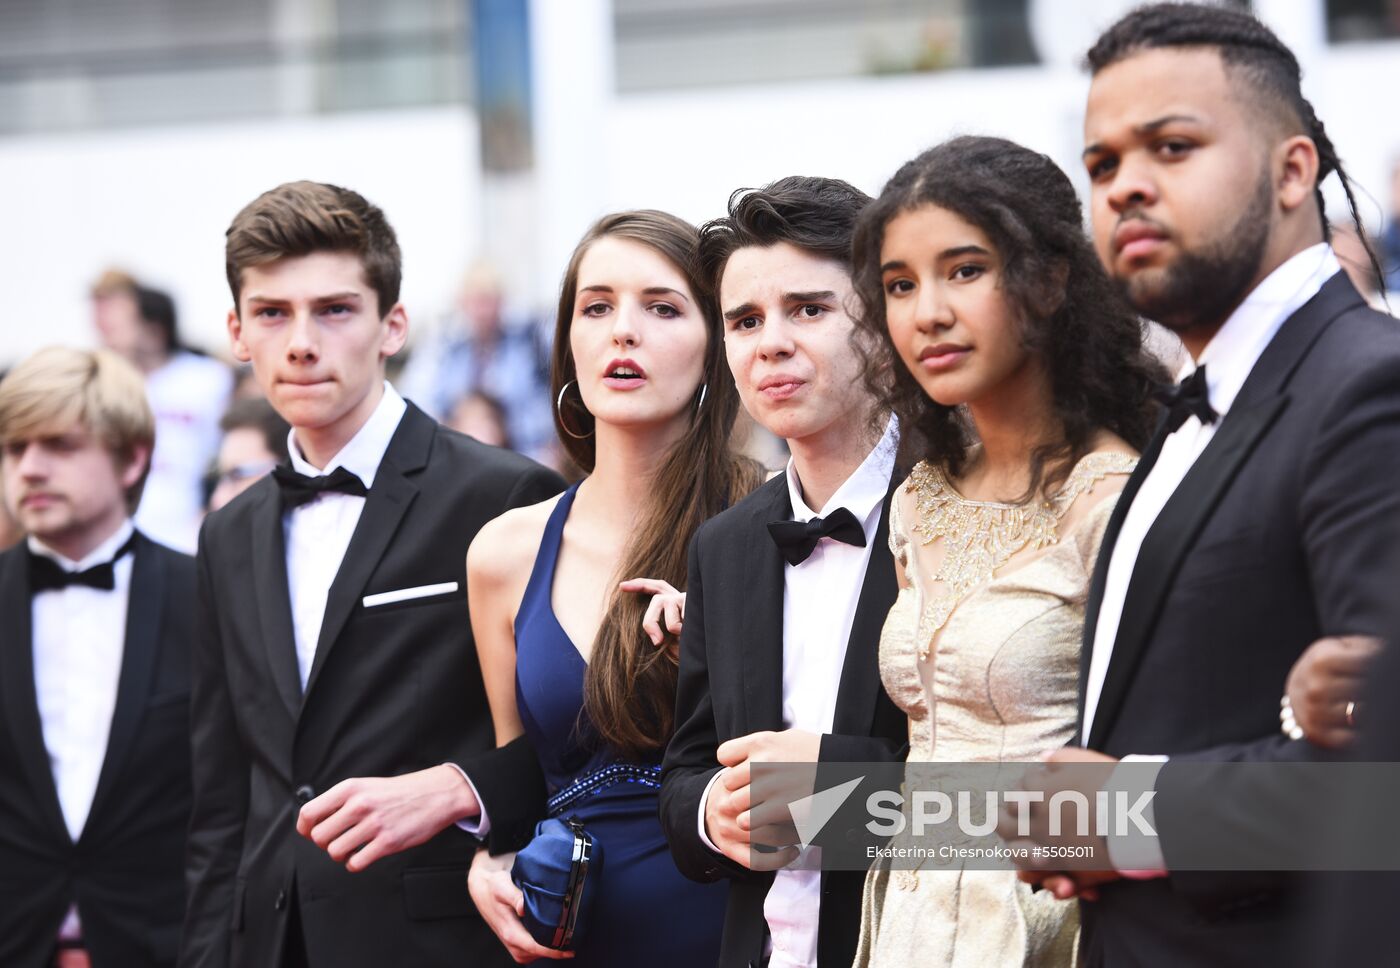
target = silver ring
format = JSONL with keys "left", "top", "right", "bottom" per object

{"left": 1345, "top": 700, "right": 1357, "bottom": 728}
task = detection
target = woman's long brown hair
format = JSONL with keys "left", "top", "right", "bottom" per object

{"left": 550, "top": 210, "right": 764, "bottom": 760}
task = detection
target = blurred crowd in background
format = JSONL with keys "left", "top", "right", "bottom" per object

{"left": 1, "top": 0, "right": 1398, "bottom": 556}
{"left": 0, "top": 258, "right": 565, "bottom": 554}
{"left": 2, "top": 158, "right": 1399, "bottom": 556}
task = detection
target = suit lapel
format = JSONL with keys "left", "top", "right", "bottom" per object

{"left": 250, "top": 484, "right": 303, "bottom": 718}
{"left": 740, "top": 478, "right": 789, "bottom": 733}
{"left": 1087, "top": 394, "right": 1288, "bottom": 748}
{"left": 302, "top": 406, "right": 432, "bottom": 699}
{"left": 830, "top": 476, "right": 898, "bottom": 738}
{"left": 0, "top": 548, "right": 69, "bottom": 839}
{"left": 85, "top": 534, "right": 163, "bottom": 829}
{"left": 1084, "top": 272, "right": 1361, "bottom": 748}
{"left": 1076, "top": 423, "right": 1167, "bottom": 733}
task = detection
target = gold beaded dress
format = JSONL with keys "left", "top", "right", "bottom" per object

{"left": 852, "top": 450, "right": 1137, "bottom": 968}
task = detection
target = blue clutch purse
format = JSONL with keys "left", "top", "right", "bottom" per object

{"left": 511, "top": 816, "right": 603, "bottom": 950}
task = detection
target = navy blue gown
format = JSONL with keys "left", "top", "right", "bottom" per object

{"left": 513, "top": 484, "right": 726, "bottom": 967}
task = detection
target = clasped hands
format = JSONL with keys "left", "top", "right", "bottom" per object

{"left": 704, "top": 729, "right": 822, "bottom": 871}
{"left": 995, "top": 746, "right": 1125, "bottom": 901}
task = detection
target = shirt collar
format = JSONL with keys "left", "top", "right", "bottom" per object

{"left": 28, "top": 518, "right": 135, "bottom": 571}
{"left": 786, "top": 414, "right": 899, "bottom": 524}
{"left": 287, "top": 381, "right": 407, "bottom": 489}
{"left": 1182, "top": 243, "right": 1341, "bottom": 417}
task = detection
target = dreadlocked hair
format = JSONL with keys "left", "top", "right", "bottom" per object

{"left": 1086, "top": 2, "right": 1385, "bottom": 293}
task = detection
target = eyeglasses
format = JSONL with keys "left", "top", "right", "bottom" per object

{"left": 216, "top": 459, "right": 279, "bottom": 486}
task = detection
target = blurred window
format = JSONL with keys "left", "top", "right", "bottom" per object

{"left": 0, "top": 0, "right": 471, "bottom": 135}
{"left": 1326, "top": 0, "right": 1400, "bottom": 42}
{"left": 612, "top": 0, "right": 1037, "bottom": 93}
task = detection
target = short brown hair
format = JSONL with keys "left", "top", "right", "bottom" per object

{"left": 225, "top": 181, "right": 402, "bottom": 316}
{"left": 90, "top": 267, "right": 138, "bottom": 299}
{"left": 0, "top": 347, "right": 156, "bottom": 512}
{"left": 219, "top": 396, "right": 290, "bottom": 463}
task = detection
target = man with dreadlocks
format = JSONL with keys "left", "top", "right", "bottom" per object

{"left": 1003, "top": 4, "right": 1400, "bottom": 966}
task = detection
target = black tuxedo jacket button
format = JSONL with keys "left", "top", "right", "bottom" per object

{"left": 295, "top": 784, "right": 315, "bottom": 804}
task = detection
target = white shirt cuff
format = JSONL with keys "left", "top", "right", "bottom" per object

{"left": 443, "top": 762, "right": 491, "bottom": 838}
{"left": 697, "top": 768, "right": 726, "bottom": 854}
{"left": 1105, "top": 754, "right": 1168, "bottom": 878}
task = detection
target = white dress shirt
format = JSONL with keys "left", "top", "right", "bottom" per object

{"left": 284, "top": 382, "right": 406, "bottom": 690}
{"left": 30, "top": 518, "right": 136, "bottom": 938}
{"left": 1084, "top": 243, "right": 1340, "bottom": 740}
{"left": 1084, "top": 244, "right": 1341, "bottom": 873}
{"left": 699, "top": 416, "right": 898, "bottom": 968}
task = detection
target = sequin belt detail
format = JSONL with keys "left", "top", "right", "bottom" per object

{"left": 547, "top": 763, "right": 663, "bottom": 816}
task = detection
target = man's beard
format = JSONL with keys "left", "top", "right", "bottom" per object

{"left": 1113, "top": 171, "right": 1273, "bottom": 336}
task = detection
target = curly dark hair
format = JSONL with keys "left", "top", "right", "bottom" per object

{"left": 1086, "top": 2, "right": 1383, "bottom": 288}
{"left": 697, "top": 175, "right": 872, "bottom": 296}
{"left": 851, "top": 135, "right": 1167, "bottom": 499}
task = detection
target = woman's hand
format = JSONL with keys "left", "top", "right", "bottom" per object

{"left": 1284, "top": 635, "right": 1380, "bottom": 748}
{"left": 468, "top": 847, "right": 574, "bottom": 963}
{"left": 619, "top": 577, "right": 685, "bottom": 653}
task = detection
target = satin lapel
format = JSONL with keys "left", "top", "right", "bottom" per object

{"left": 251, "top": 485, "right": 302, "bottom": 719}
{"left": 0, "top": 549, "right": 67, "bottom": 838}
{"left": 86, "top": 535, "right": 162, "bottom": 829}
{"left": 302, "top": 409, "right": 431, "bottom": 699}
{"left": 1075, "top": 423, "right": 1167, "bottom": 734}
{"left": 741, "top": 479, "right": 790, "bottom": 733}
{"left": 1086, "top": 393, "right": 1289, "bottom": 750}
{"left": 830, "top": 477, "right": 898, "bottom": 738}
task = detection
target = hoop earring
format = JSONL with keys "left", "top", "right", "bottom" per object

{"left": 556, "top": 380, "right": 593, "bottom": 440}
{"left": 695, "top": 383, "right": 707, "bottom": 417}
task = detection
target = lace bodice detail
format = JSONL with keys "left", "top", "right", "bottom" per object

{"left": 856, "top": 449, "right": 1137, "bottom": 968}
{"left": 881, "top": 450, "right": 1137, "bottom": 760}
{"left": 893, "top": 451, "right": 1138, "bottom": 659}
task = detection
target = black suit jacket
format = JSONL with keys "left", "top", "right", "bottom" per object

{"left": 1311, "top": 621, "right": 1400, "bottom": 966}
{"left": 180, "top": 404, "right": 563, "bottom": 968}
{"left": 0, "top": 533, "right": 194, "bottom": 968}
{"left": 1076, "top": 273, "right": 1400, "bottom": 967}
{"left": 660, "top": 471, "right": 908, "bottom": 968}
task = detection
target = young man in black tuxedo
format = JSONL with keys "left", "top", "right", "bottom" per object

{"left": 179, "top": 181, "right": 563, "bottom": 968}
{"left": 659, "top": 177, "right": 907, "bottom": 968}
{"left": 0, "top": 347, "right": 193, "bottom": 968}
{"left": 1008, "top": 5, "right": 1400, "bottom": 966}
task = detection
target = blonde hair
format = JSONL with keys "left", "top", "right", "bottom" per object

{"left": 0, "top": 347, "right": 156, "bottom": 512}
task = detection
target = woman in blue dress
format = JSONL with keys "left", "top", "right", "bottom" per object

{"left": 466, "top": 210, "right": 764, "bottom": 965}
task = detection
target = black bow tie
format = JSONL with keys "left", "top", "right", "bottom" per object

{"left": 272, "top": 464, "right": 369, "bottom": 510}
{"left": 29, "top": 531, "right": 138, "bottom": 594}
{"left": 1155, "top": 366, "right": 1218, "bottom": 434}
{"left": 767, "top": 506, "right": 867, "bottom": 566}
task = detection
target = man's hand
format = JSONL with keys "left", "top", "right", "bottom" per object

{"left": 297, "top": 765, "right": 478, "bottom": 872}
{"left": 1019, "top": 869, "right": 1121, "bottom": 901}
{"left": 703, "top": 764, "right": 755, "bottom": 867}
{"left": 468, "top": 848, "right": 573, "bottom": 963}
{"left": 702, "top": 730, "right": 821, "bottom": 871}
{"left": 999, "top": 747, "right": 1122, "bottom": 895}
{"left": 1286, "top": 635, "right": 1380, "bottom": 748}
{"left": 717, "top": 729, "right": 821, "bottom": 769}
